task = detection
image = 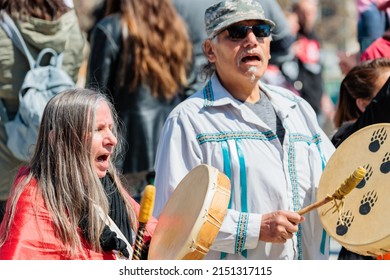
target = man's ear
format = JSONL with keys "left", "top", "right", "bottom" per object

{"left": 203, "top": 39, "right": 216, "bottom": 63}
{"left": 356, "top": 98, "right": 370, "bottom": 112}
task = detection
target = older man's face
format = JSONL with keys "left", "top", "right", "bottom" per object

{"left": 204, "top": 20, "right": 271, "bottom": 84}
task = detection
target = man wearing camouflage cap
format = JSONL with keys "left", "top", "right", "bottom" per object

{"left": 153, "top": 0, "right": 335, "bottom": 260}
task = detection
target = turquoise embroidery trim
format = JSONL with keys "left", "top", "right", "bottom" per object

{"left": 235, "top": 213, "right": 249, "bottom": 256}
{"left": 197, "top": 131, "right": 277, "bottom": 145}
{"left": 236, "top": 140, "right": 248, "bottom": 213}
{"left": 203, "top": 80, "right": 214, "bottom": 107}
{"left": 202, "top": 130, "right": 326, "bottom": 259}
{"left": 287, "top": 134, "right": 302, "bottom": 260}
{"left": 288, "top": 133, "right": 323, "bottom": 260}
{"left": 294, "top": 132, "right": 329, "bottom": 255}
{"left": 316, "top": 136, "right": 329, "bottom": 255}
{"left": 220, "top": 252, "right": 228, "bottom": 259}
{"left": 236, "top": 140, "right": 248, "bottom": 257}
{"left": 287, "top": 135, "right": 300, "bottom": 212}
{"left": 219, "top": 139, "right": 250, "bottom": 259}
{"left": 320, "top": 229, "right": 327, "bottom": 255}
{"left": 221, "top": 141, "right": 233, "bottom": 208}
{"left": 220, "top": 141, "right": 231, "bottom": 260}
{"left": 289, "top": 133, "right": 321, "bottom": 145}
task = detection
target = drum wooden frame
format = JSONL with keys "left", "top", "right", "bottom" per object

{"left": 317, "top": 123, "right": 390, "bottom": 257}
{"left": 148, "top": 164, "right": 231, "bottom": 260}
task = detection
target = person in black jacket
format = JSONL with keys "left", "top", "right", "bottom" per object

{"left": 281, "top": 0, "right": 327, "bottom": 121}
{"left": 85, "top": 0, "right": 192, "bottom": 201}
{"left": 332, "top": 58, "right": 390, "bottom": 148}
{"left": 331, "top": 57, "right": 390, "bottom": 260}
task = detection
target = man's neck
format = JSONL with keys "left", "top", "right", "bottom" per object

{"left": 217, "top": 73, "right": 261, "bottom": 103}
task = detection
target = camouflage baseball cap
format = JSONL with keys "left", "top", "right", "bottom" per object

{"left": 205, "top": 0, "right": 276, "bottom": 38}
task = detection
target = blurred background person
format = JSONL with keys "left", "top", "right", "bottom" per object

{"left": 338, "top": 0, "right": 390, "bottom": 74}
{"left": 276, "top": 0, "right": 335, "bottom": 131}
{"left": 360, "top": 0, "right": 390, "bottom": 60}
{"left": 358, "top": 0, "right": 389, "bottom": 53}
{"left": 332, "top": 58, "right": 390, "bottom": 146}
{"left": 332, "top": 58, "right": 390, "bottom": 147}
{"left": 85, "top": 0, "right": 192, "bottom": 202}
{"left": 290, "top": 0, "right": 326, "bottom": 119}
{"left": 331, "top": 57, "right": 390, "bottom": 259}
{"left": 261, "top": 7, "right": 301, "bottom": 96}
{"left": 0, "top": 0, "right": 85, "bottom": 223}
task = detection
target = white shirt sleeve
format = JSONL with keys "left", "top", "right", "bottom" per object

{"left": 153, "top": 111, "right": 203, "bottom": 218}
{"left": 211, "top": 209, "right": 261, "bottom": 254}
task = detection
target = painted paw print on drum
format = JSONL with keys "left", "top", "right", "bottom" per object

{"left": 369, "top": 127, "right": 387, "bottom": 152}
{"left": 359, "top": 190, "right": 378, "bottom": 215}
{"left": 336, "top": 210, "right": 354, "bottom": 236}
{"left": 380, "top": 152, "right": 390, "bottom": 174}
{"left": 356, "top": 164, "right": 372, "bottom": 189}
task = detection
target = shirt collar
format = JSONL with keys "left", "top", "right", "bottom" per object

{"left": 203, "top": 73, "right": 298, "bottom": 119}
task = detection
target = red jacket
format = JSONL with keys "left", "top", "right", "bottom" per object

{"left": 0, "top": 167, "right": 157, "bottom": 260}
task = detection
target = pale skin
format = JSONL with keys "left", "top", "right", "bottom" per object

{"left": 91, "top": 101, "right": 117, "bottom": 179}
{"left": 203, "top": 20, "right": 304, "bottom": 243}
{"left": 295, "top": 0, "right": 318, "bottom": 35}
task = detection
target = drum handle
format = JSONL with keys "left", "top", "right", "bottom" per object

{"left": 132, "top": 185, "right": 155, "bottom": 260}
{"left": 297, "top": 166, "right": 366, "bottom": 215}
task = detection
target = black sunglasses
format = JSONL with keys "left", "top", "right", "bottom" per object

{"left": 225, "top": 24, "right": 272, "bottom": 40}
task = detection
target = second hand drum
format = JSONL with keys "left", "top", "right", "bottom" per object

{"left": 148, "top": 164, "right": 231, "bottom": 260}
{"left": 317, "top": 123, "right": 390, "bottom": 258}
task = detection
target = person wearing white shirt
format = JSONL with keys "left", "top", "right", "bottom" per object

{"left": 153, "top": 0, "right": 335, "bottom": 260}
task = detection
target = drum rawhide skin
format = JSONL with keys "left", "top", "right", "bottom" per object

{"left": 317, "top": 123, "right": 390, "bottom": 257}
{"left": 148, "top": 164, "right": 231, "bottom": 260}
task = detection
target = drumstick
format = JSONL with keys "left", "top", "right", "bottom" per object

{"left": 297, "top": 166, "right": 366, "bottom": 215}
{"left": 132, "top": 184, "right": 155, "bottom": 260}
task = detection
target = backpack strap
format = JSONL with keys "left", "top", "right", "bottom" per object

{"left": 36, "top": 47, "right": 65, "bottom": 69}
{"left": 0, "top": 10, "right": 36, "bottom": 69}
{"left": 0, "top": 99, "right": 9, "bottom": 122}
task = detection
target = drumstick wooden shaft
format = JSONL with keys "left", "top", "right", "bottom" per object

{"left": 132, "top": 185, "right": 155, "bottom": 260}
{"left": 297, "top": 196, "right": 333, "bottom": 215}
{"left": 132, "top": 224, "right": 147, "bottom": 260}
{"left": 297, "top": 166, "right": 366, "bottom": 215}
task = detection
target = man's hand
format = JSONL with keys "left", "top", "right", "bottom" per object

{"left": 259, "top": 210, "right": 304, "bottom": 243}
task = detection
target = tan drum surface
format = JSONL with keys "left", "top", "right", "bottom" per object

{"left": 148, "top": 164, "right": 231, "bottom": 260}
{"left": 317, "top": 123, "right": 390, "bottom": 256}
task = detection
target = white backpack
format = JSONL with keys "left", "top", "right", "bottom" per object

{"left": 0, "top": 11, "right": 75, "bottom": 161}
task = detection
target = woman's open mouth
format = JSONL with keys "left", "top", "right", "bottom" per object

{"left": 97, "top": 154, "right": 109, "bottom": 162}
